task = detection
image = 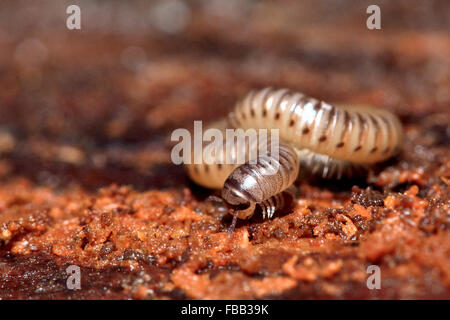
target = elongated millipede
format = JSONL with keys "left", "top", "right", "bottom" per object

{"left": 185, "top": 87, "right": 403, "bottom": 222}
{"left": 230, "top": 88, "right": 403, "bottom": 164}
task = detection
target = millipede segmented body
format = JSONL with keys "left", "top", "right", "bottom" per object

{"left": 185, "top": 87, "right": 403, "bottom": 222}
{"left": 221, "top": 139, "right": 299, "bottom": 220}
{"left": 186, "top": 120, "right": 259, "bottom": 189}
{"left": 233, "top": 88, "right": 403, "bottom": 162}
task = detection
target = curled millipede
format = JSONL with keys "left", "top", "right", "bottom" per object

{"left": 185, "top": 87, "right": 403, "bottom": 223}
{"left": 221, "top": 139, "right": 299, "bottom": 220}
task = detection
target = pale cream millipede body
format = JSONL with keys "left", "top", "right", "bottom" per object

{"left": 185, "top": 87, "right": 403, "bottom": 223}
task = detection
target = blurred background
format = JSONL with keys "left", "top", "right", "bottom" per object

{"left": 0, "top": 0, "right": 448, "bottom": 191}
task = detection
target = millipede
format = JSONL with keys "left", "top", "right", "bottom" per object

{"left": 185, "top": 87, "right": 403, "bottom": 227}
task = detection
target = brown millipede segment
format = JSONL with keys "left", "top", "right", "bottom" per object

{"left": 185, "top": 87, "right": 403, "bottom": 224}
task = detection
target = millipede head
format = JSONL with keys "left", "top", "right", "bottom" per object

{"left": 221, "top": 181, "right": 257, "bottom": 220}
{"left": 221, "top": 201, "right": 255, "bottom": 237}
